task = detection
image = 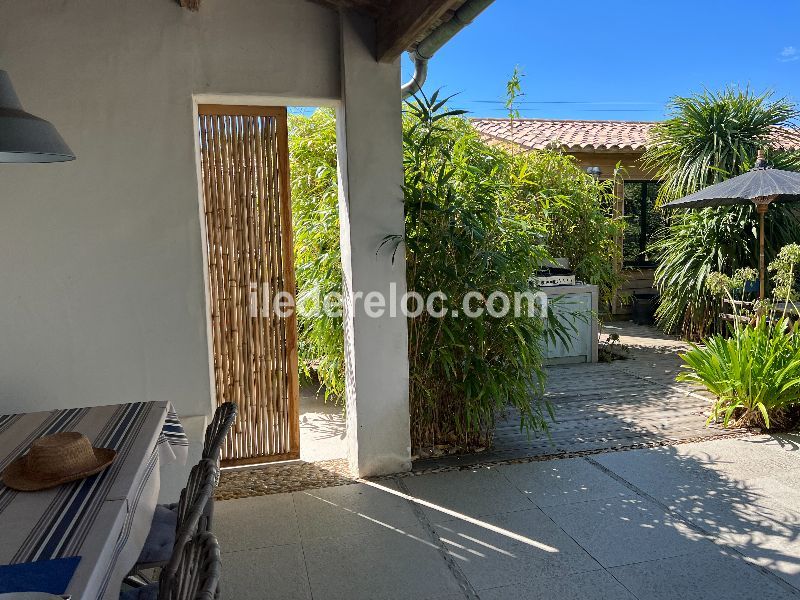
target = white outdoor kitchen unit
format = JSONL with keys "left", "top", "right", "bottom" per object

{"left": 537, "top": 262, "right": 599, "bottom": 363}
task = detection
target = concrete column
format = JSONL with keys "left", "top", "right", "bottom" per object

{"left": 336, "top": 11, "right": 411, "bottom": 476}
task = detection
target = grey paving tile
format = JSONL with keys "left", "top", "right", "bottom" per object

{"left": 543, "top": 495, "right": 714, "bottom": 568}
{"left": 430, "top": 508, "right": 599, "bottom": 591}
{"left": 498, "top": 458, "right": 629, "bottom": 507}
{"left": 746, "top": 470, "right": 800, "bottom": 514}
{"left": 221, "top": 543, "right": 311, "bottom": 600}
{"left": 610, "top": 550, "right": 798, "bottom": 600}
{"left": 478, "top": 569, "right": 637, "bottom": 600}
{"left": 303, "top": 528, "right": 462, "bottom": 600}
{"left": 714, "top": 518, "right": 800, "bottom": 589}
{"left": 673, "top": 437, "right": 800, "bottom": 480}
{"left": 402, "top": 467, "right": 534, "bottom": 521}
{"left": 293, "top": 481, "right": 427, "bottom": 541}
{"left": 592, "top": 446, "right": 744, "bottom": 504}
{"left": 214, "top": 493, "right": 300, "bottom": 552}
{"left": 663, "top": 487, "right": 800, "bottom": 542}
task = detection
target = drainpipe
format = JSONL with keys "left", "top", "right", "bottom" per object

{"left": 400, "top": 0, "right": 495, "bottom": 99}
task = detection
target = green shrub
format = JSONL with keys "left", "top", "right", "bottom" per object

{"left": 514, "top": 151, "right": 623, "bottom": 310}
{"left": 769, "top": 243, "right": 800, "bottom": 302}
{"left": 288, "top": 108, "right": 345, "bottom": 402}
{"left": 678, "top": 317, "right": 800, "bottom": 429}
{"left": 399, "top": 92, "right": 554, "bottom": 449}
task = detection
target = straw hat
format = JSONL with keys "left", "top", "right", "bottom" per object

{"left": 1, "top": 432, "right": 116, "bottom": 491}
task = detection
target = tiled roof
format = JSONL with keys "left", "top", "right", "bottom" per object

{"left": 470, "top": 118, "right": 800, "bottom": 153}
{"left": 771, "top": 126, "right": 800, "bottom": 152}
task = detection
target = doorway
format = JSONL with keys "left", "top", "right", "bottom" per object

{"left": 197, "top": 104, "right": 300, "bottom": 467}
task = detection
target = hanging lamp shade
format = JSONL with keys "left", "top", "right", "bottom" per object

{"left": 0, "top": 70, "right": 75, "bottom": 163}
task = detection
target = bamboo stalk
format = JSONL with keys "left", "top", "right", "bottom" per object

{"left": 263, "top": 115, "right": 282, "bottom": 451}
{"left": 255, "top": 116, "right": 277, "bottom": 454}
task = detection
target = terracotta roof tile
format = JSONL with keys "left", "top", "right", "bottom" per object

{"left": 470, "top": 118, "right": 800, "bottom": 153}
{"left": 771, "top": 126, "right": 800, "bottom": 152}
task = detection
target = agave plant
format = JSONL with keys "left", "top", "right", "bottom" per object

{"left": 679, "top": 317, "right": 800, "bottom": 429}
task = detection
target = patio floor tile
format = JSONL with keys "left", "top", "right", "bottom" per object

{"left": 400, "top": 467, "right": 534, "bottom": 521}
{"left": 497, "top": 457, "right": 629, "bottom": 507}
{"left": 430, "top": 507, "right": 600, "bottom": 591}
{"left": 221, "top": 543, "right": 312, "bottom": 600}
{"left": 716, "top": 521, "right": 800, "bottom": 589}
{"left": 214, "top": 492, "right": 300, "bottom": 552}
{"left": 672, "top": 437, "right": 800, "bottom": 480}
{"left": 746, "top": 470, "right": 800, "bottom": 514}
{"left": 302, "top": 528, "right": 462, "bottom": 600}
{"left": 477, "top": 569, "right": 637, "bottom": 600}
{"left": 542, "top": 495, "right": 715, "bottom": 568}
{"left": 292, "top": 481, "right": 428, "bottom": 541}
{"left": 609, "top": 550, "right": 798, "bottom": 600}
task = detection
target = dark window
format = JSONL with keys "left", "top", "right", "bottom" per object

{"left": 623, "top": 181, "right": 664, "bottom": 266}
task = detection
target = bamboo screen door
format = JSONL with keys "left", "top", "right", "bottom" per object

{"left": 197, "top": 104, "right": 299, "bottom": 466}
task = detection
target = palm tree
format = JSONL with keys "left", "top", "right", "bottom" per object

{"left": 644, "top": 88, "right": 798, "bottom": 203}
{"left": 642, "top": 88, "right": 800, "bottom": 338}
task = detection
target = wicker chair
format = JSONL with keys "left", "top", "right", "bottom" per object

{"left": 130, "top": 459, "right": 218, "bottom": 577}
{"left": 133, "top": 402, "right": 236, "bottom": 570}
{"left": 202, "top": 402, "right": 237, "bottom": 464}
{"left": 197, "top": 402, "right": 236, "bottom": 526}
{"left": 129, "top": 403, "right": 235, "bottom": 583}
{"left": 121, "top": 531, "right": 221, "bottom": 600}
{"left": 160, "top": 531, "right": 221, "bottom": 600}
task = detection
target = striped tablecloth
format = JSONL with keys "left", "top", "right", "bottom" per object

{"left": 0, "top": 401, "right": 188, "bottom": 600}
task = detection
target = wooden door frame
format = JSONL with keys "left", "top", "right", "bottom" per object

{"left": 192, "top": 96, "right": 321, "bottom": 466}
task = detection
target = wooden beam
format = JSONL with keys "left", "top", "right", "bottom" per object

{"left": 376, "top": 0, "right": 460, "bottom": 63}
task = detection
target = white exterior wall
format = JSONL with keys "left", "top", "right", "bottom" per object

{"left": 0, "top": 0, "right": 410, "bottom": 484}
{"left": 337, "top": 13, "right": 411, "bottom": 476}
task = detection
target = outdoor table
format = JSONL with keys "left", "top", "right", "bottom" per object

{"left": 0, "top": 401, "right": 188, "bottom": 599}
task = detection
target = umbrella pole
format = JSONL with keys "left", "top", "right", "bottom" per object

{"left": 754, "top": 197, "right": 778, "bottom": 300}
{"left": 756, "top": 201, "right": 769, "bottom": 300}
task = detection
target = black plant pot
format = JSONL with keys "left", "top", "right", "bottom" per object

{"left": 632, "top": 293, "right": 658, "bottom": 326}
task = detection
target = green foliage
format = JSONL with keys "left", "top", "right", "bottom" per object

{"left": 400, "top": 90, "right": 555, "bottom": 449}
{"left": 289, "top": 94, "right": 622, "bottom": 451}
{"left": 288, "top": 108, "right": 345, "bottom": 402}
{"left": 769, "top": 243, "right": 800, "bottom": 302}
{"left": 643, "top": 87, "right": 800, "bottom": 203}
{"left": 678, "top": 317, "right": 800, "bottom": 429}
{"left": 514, "top": 151, "right": 623, "bottom": 309}
{"left": 643, "top": 87, "right": 800, "bottom": 338}
{"left": 705, "top": 268, "right": 758, "bottom": 299}
{"left": 650, "top": 207, "right": 745, "bottom": 337}
{"left": 399, "top": 91, "right": 620, "bottom": 449}
{"left": 505, "top": 66, "right": 524, "bottom": 122}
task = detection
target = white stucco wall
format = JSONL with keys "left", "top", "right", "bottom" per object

{"left": 0, "top": 0, "right": 339, "bottom": 424}
{"left": 0, "top": 0, "right": 411, "bottom": 485}
{"left": 337, "top": 13, "right": 411, "bottom": 476}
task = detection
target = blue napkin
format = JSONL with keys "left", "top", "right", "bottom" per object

{"left": 0, "top": 556, "right": 81, "bottom": 594}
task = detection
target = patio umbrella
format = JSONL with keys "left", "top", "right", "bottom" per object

{"left": 663, "top": 151, "right": 800, "bottom": 299}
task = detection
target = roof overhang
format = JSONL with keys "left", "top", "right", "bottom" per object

{"left": 178, "top": 0, "right": 471, "bottom": 63}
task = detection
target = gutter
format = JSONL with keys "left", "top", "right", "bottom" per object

{"left": 400, "top": 0, "right": 495, "bottom": 100}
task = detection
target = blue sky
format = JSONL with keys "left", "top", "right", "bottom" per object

{"left": 401, "top": 0, "right": 800, "bottom": 122}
